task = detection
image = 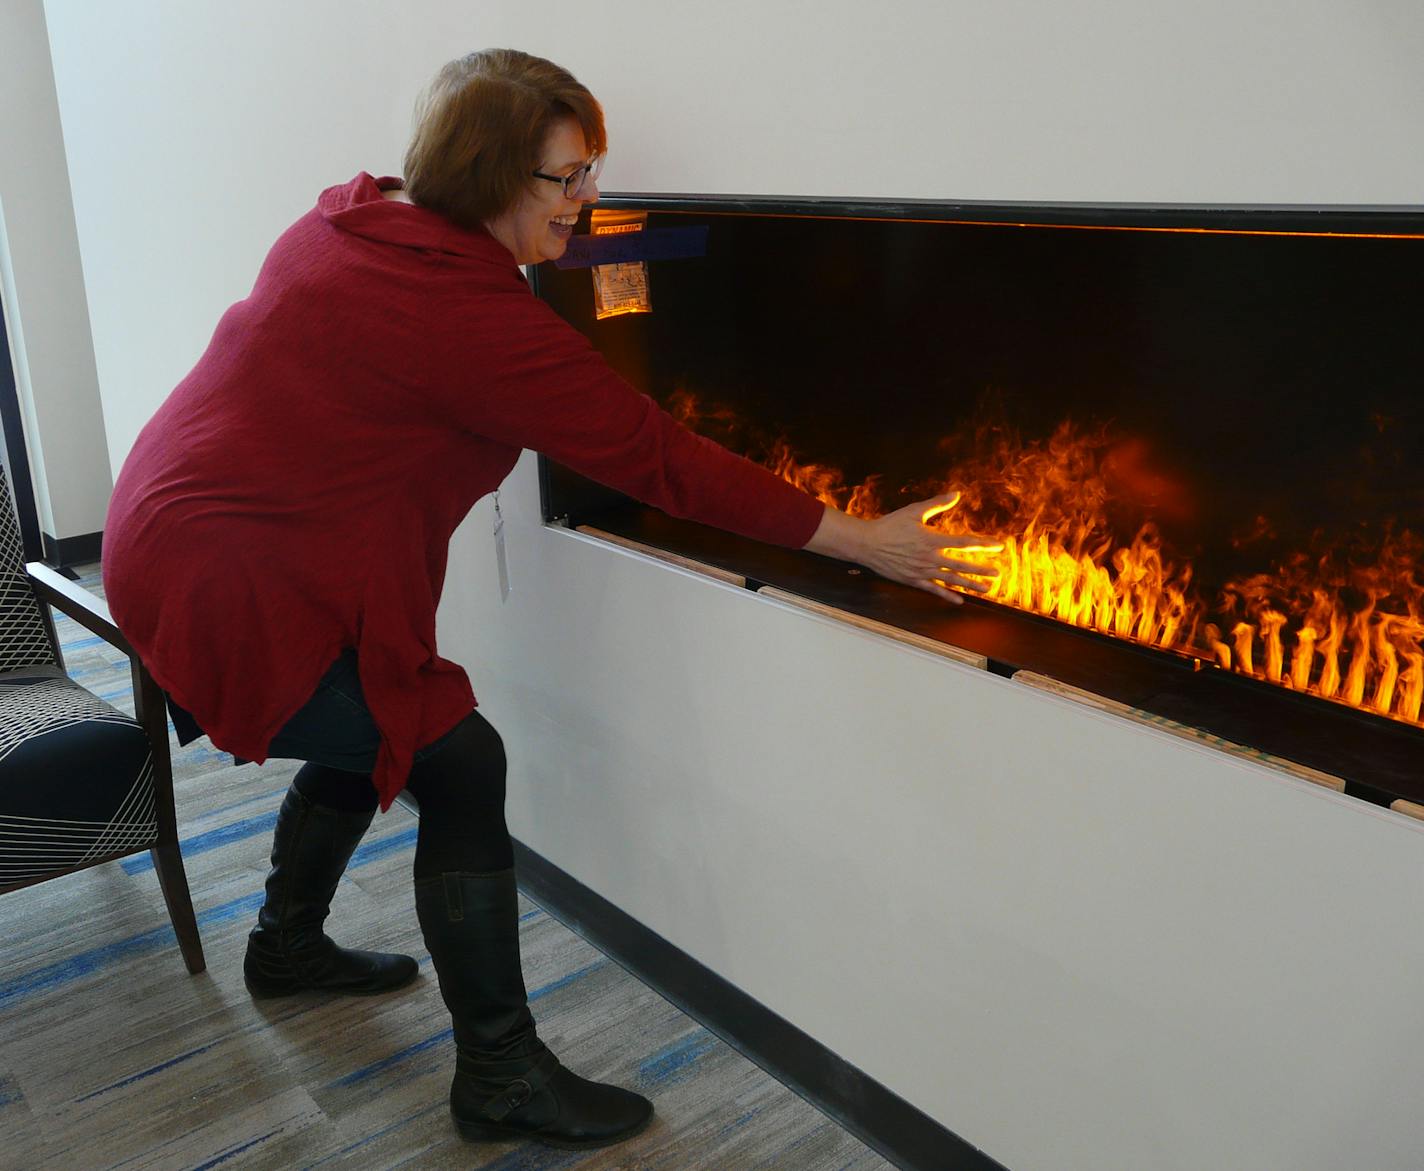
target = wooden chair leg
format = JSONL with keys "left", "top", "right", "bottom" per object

{"left": 151, "top": 840, "right": 206, "bottom": 974}
{"left": 132, "top": 659, "right": 206, "bottom": 975}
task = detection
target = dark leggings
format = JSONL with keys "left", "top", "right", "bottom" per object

{"left": 292, "top": 710, "right": 513, "bottom": 878}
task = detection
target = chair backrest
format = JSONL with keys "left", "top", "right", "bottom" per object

{"left": 0, "top": 459, "right": 59, "bottom": 671}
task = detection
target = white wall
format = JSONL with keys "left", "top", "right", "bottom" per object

{"left": 0, "top": 0, "right": 111, "bottom": 540}
{"left": 39, "top": 4, "right": 1424, "bottom": 1169}
{"left": 43, "top": 0, "right": 1424, "bottom": 475}
{"left": 443, "top": 455, "right": 1424, "bottom": 1171}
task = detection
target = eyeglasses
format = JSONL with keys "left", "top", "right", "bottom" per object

{"left": 531, "top": 154, "right": 604, "bottom": 200}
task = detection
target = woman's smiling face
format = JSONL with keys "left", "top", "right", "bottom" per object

{"left": 485, "top": 118, "right": 600, "bottom": 265}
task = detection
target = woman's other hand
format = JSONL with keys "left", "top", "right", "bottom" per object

{"left": 803, "top": 493, "right": 1000, "bottom": 603}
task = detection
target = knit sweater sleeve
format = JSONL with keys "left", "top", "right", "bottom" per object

{"left": 430, "top": 281, "right": 825, "bottom": 549}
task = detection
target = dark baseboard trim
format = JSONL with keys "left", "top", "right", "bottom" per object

{"left": 511, "top": 838, "right": 1008, "bottom": 1171}
{"left": 41, "top": 530, "right": 101, "bottom": 572}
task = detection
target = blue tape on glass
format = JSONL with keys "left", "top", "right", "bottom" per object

{"left": 553, "top": 226, "right": 709, "bottom": 270}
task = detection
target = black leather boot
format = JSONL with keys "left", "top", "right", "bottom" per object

{"left": 244, "top": 787, "right": 419, "bottom": 998}
{"left": 414, "top": 870, "right": 653, "bottom": 1149}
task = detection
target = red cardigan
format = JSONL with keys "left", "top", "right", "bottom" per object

{"left": 103, "top": 174, "right": 823, "bottom": 809}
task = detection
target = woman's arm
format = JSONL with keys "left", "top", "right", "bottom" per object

{"left": 438, "top": 294, "right": 998, "bottom": 577}
{"left": 804, "top": 493, "right": 998, "bottom": 604}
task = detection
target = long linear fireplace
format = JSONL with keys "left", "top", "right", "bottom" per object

{"left": 532, "top": 197, "right": 1424, "bottom": 811}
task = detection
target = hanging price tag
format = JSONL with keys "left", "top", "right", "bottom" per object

{"left": 493, "top": 491, "right": 511, "bottom": 602}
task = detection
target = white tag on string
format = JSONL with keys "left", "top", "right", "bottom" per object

{"left": 493, "top": 491, "right": 511, "bottom": 602}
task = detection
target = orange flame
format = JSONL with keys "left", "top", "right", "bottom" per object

{"left": 666, "top": 389, "right": 1424, "bottom": 732}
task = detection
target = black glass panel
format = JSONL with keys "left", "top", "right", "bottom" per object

{"left": 534, "top": 198, "right": 1424, "bottom": 806}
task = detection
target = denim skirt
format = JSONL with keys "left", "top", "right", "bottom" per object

{"left": 168, "top": 648, "right": 458, "bottom": 774}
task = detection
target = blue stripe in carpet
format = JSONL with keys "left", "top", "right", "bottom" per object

{"left": 61, "top": 664, "right": 104, "bottom": 682}
{"left": 349, "top": 825, "right": 417, "bottom": 866}
{"left": 329, "top": 1027, "right": 453, "bottom": 1088}
{"left": 329, "top": 959, "right": 609, "bottom": 1089}
{"left": 122, "top": 816, "right": 415, "bottom": 876}
{"left": 198, "top": 787, "right": 290, "bottom": 820}
{"left": 173, "top": 743, "right": 238, "bottom": 767}
{"left": 121, "top": 811, "right": 279, "bottom": 873}
{"left": 528, "top": 958, "right": 609, "bottom": 1004}
{"left": 718, "top": 1106, "right": 762, "bottom": 1138}
{"left": 0, "top": 832, "right": 417, "bottom": 1008}
{"left": 75, "top": 1041, "right": 218, "bottom": 1102}
{"left": 637, "top": 1027, "right": 718, "bottom": 1087}
{"left": 198, "top": 891, "right": 266, "bottom": 927}
{"left": 191, "top": 1129, "right": 281, "bottom": 1170}
{"left": 475, "top": 1142, "right": 588, "bottom": 1171}
{"left": 0, "top": 924, "right": 175, "bottom": 1011}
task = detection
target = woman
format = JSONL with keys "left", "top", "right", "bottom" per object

{"left": 103, "top": 49, "right": 992, "bottom": 1151}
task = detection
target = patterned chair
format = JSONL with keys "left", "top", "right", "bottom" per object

{"left": 0, "top": 463, "right": 203, "bottom": 973}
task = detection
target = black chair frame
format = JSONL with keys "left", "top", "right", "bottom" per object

{"left": 2, "top": 562, "right": 205, "bottom": 974}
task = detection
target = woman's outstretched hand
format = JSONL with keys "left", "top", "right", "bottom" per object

{"left": 803, "top": 493, "right": 1000, "bottom": 603}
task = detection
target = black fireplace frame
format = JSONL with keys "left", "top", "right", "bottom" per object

{"left": 532, "top": 194, "right": 1424, "bottom": 812}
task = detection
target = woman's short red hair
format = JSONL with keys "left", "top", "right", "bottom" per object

{"left": 403, "top": 49, "right": 607, "bottom": 231}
